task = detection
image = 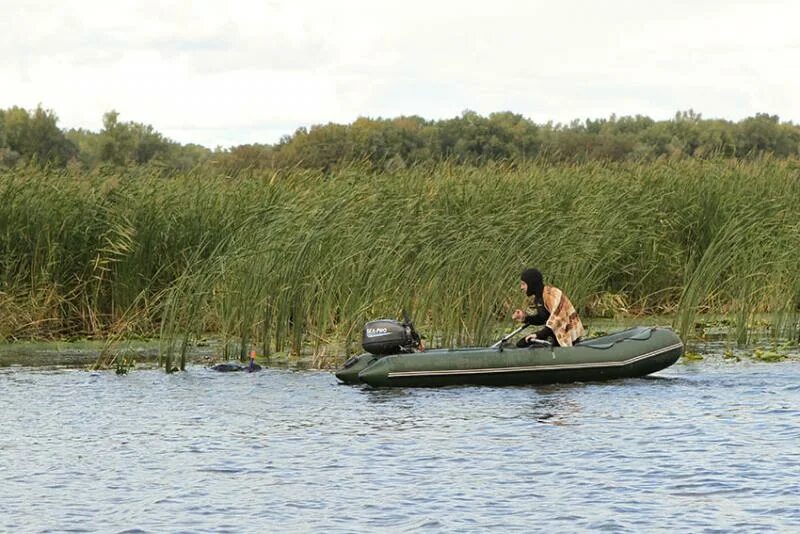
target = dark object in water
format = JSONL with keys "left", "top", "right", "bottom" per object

{"left": 209, "top": 358, "right": 262, "bottom": 372}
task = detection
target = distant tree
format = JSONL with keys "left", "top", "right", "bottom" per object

{"left": 0, "top": 109, "right": 6, "bottom": 147}
{"left": 694, "top": 119, "right": 736, "bottom": 158}
{"left": 0, "top": 110, "right": 15, "bottom": 167}
{"left": 98, "top": 111, "right": 174, "bottom": 166}
{"left": 0, "top": 105, "right": 77, "bottom": 166}
{"left": 275, "top": 123, "right": 354, "bottom": 171}
{"left": 5, "top": 104, "right": 800, "bottom": 172}
{"left": 735, "top": 113, "right": 799, "bottom": 157}
{"left": 214, "top": 143, "right": 274, "bottom": 170}
{"left": 65, "top": 128, "right": 103, "bottom": 167}
{"left": 488, "top": 112, "right": 540, "bottom": 161}
{"left": 169, "top": 143, "right": 212, "bottom": 169}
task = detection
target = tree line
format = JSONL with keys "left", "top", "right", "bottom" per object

{"left": 1, "top": 105, "right": 799, "bottom": 171}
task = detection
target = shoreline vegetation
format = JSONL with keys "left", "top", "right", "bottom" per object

{"left": 2, "top": 158, "right": 799, "bottom": 371}
{"left": 1, "top": 105, "right": 799, "bottom": 371}
{"left": 1, "top": 316, "right": 797, "bottom": 371}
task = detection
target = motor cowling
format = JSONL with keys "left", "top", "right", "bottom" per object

{"left": 362, "top": 319, "right": 420, "bottom": 355}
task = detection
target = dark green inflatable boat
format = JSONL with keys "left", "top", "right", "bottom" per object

{"left": 336, "top": 323, "right": 683, "bottom": 388}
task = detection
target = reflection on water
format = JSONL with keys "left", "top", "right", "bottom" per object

{"left": 2, "top": 360, "right": 800, "bottom": 531}
{"left": 526, "top": 388, "right": 583, "bottom": 425}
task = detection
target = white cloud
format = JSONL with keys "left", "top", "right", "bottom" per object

{"left": 1, "top": 0, "right": 798, "bottom": 147}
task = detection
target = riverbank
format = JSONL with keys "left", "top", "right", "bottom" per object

{"left": 2, "top": 159, "right": 798, "bottom": 362}
{"left": 0, "top": 338, "right": 316, "bottom": 370}
{"left": 2, "top": 317, "right": 797, "bottom": 370}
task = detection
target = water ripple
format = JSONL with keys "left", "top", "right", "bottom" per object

{"left": 1, "top": 362, "right": 800, "bottom": 531}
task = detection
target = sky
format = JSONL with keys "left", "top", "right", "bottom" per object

{"left": 1, "top": 0, "right": 798, "bottom": 148}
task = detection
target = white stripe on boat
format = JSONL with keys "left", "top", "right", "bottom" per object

{"left": 386, "top": 342, "right": 684, "bottom": 378}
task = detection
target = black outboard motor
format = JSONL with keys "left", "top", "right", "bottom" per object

{"left": 362, "top": 316, "right": 421, "bottom": 356}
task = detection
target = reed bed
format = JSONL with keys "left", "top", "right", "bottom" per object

{"left": 1, "top": 159, "right": 798, "bottom": 369}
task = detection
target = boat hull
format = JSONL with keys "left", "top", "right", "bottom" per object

{"left": 336, "top": 327, "right": 683, "bottom": 388}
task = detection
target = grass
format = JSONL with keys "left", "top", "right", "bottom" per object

{"left": 1, "top": 158, "right": 798, "bottom": 370}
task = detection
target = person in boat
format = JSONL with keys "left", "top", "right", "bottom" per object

{"left": 512, "top": 268, "right": 585, "bottom": 347}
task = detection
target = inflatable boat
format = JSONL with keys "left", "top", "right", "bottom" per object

{"left": 336, "top": 318, "right": 683, "bottom": 388}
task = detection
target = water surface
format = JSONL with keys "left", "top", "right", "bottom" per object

{"left": 2, "top": 358, "right": 799, "bottom": 532}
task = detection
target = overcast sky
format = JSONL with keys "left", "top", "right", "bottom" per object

{"left": 2, "top": 0, "right": 798, "bottom": 148}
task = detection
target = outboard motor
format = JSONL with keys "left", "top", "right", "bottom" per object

{"left": 362, "top": 317, "right": 421, "bottom": 355}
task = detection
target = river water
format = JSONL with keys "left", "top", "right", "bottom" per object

{"left": 2, "top": 357, "right": 799, "bottom": 532}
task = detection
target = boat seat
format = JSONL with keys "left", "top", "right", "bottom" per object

{"left": 580, "top": 326, "right": 654, "bottom": 350}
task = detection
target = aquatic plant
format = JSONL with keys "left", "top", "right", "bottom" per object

{"left": 115, "top": 354, "right": 135, "bottom": 375}
{"left": 1, "top": 158, "right": 798, "bottom": 369}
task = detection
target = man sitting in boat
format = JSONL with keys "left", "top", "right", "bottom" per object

{"left": 512, "top": 268, "right": 585, "bottom": 347}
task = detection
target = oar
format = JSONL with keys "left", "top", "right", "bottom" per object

{"left": 490, "top": 324, "right": 529, "bottom": 349}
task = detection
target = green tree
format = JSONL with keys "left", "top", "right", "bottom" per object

{"left": 98, "top": 111, "right": 174, "bottom": 166}
{"left": 0, "top": 109, "right": 6, "bottom": 147}
{"left": 214, "top": 143, "right": 274, "bottom": 170}
{"left": 65, "top": 128, "right": 103, "bottom": 167}
{"left": 1, "top": 105, "right": 77, "bottom": 166}
{"left": 169, "top": 143, "right": 212, "bottom": 170}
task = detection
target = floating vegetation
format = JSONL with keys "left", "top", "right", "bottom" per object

{"left": 682, "top": 351, "right": 704, "bottom": 362}
{"left": 115, "top": 355, "right": 136, "bottom": 375}
{"left": 722, "top": 348, "right": 740, "bottom": 361}
{"left": 751, "top": 349, "right": 787, "bottom": 362}
{"left": 684, "top": 339, "right": 800, "bottom": 364}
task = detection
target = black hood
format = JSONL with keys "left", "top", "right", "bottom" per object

{"left": 520, "top": 268, "right": 544, "bottom": 298}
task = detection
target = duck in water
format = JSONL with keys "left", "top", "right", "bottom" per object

{"left": 209, "top": 351, "right": 262, "bottom": 372}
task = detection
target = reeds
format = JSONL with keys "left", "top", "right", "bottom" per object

{"left": 1, "top": 158, "right": 798, "bottom": 367}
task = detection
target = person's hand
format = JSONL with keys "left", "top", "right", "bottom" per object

{"left": 512, "top": 309, "right": 525, "bottom": 322}
{"left": 525, "top": 334, "right": 538, "bottom": 343}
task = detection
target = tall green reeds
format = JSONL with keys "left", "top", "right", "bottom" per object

{"left": 1, "top": 158, "right": 798, "bottom": 368}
